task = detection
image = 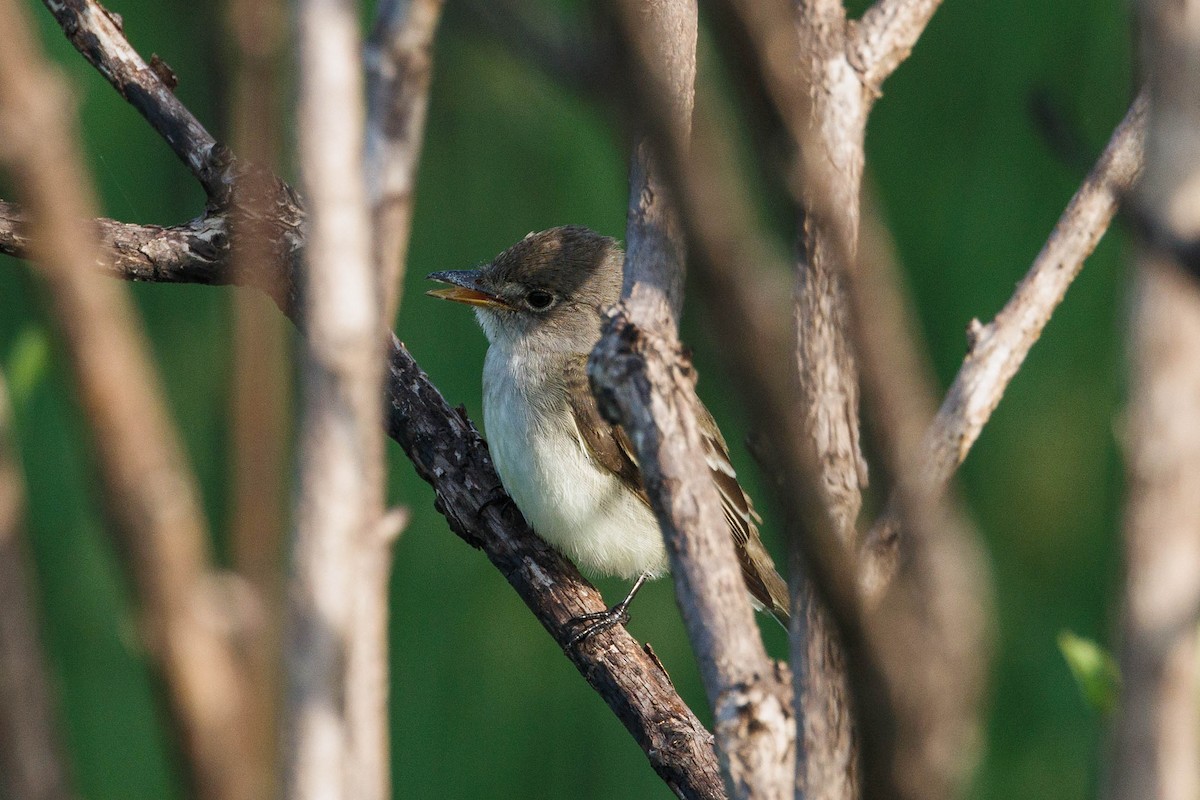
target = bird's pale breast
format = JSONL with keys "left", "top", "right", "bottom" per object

{"left": 482, "top": 345, "right": 667, "bottom": 580}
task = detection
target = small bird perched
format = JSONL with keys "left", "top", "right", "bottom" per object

{"left": 427, "top": 226, "right": 789, "bottom": 636}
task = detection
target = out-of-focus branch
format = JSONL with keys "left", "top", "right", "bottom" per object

{"left": 731, "top": 2, "right": 867, "bottom": 796}
{"left": 727, "top": 1, "right": 992, "bottom": 795}
{"left": 594, "top": 2, "right": 794, "bottom": 797}
{"left": 850, "top": 0, "right": 944, "bottom": 90}
{"left": 843, "top": 184, "right": 992, "bottom": 800}
{"left": 350, "top": 3, "right": 446, "bottom": 795}
{"left": 365, "top": 0, "right": 445, "bottom": 323}
{"left": 0, "top": 372, "right": 72, "bottom": 800}
{"left": 1108, "top": 4, "right": 1200, "bottom": 799}
{"left": 285, "top": 1, "right": 386, "bottom": 799}
{"left": 224, "top": 0, "right": 288, "bottom": 792}
{"left": 0, "top": 3, "right": 259, "bottom": 800}
{"left": 861, "top": 94, "right": 1147, "bottom": 598}
{"left": 617, "top": 2, "right": 993, "bottom": 799}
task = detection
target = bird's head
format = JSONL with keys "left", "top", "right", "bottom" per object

{"left": 426, "top": 225, "right": 623, "bottom": 353}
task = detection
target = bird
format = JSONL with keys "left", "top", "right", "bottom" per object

{"left": 427, "top": 225, "right": 790, "bottom": 640}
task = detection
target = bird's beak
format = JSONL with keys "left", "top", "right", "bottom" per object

{"left": 425, "top": 270, "right": 507, "bottom": 309}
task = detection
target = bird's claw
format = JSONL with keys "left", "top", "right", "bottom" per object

{"left": 565, "top": 602, "right": 632, "bottom": 647}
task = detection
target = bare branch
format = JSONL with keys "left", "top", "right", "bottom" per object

{"left": 733, "top": 0, "right": 993, "bottom": 793}
{"left": 860, "top": 94, "right": 1148, "bottom": 598}
{"left": 850, "top": 0, "right": 944, "bottom": 91}
{"left": 728, "top": 3, "right": 868, "bottom": 796}
{"left": 0, "top": 372, "right": 72, "bottom": 800}
{"left": 365, "top": 0, "right": 445, "bottom": 322}
{"left": 796, "top": 0, "right": 847, "bottom": 40}
{"left": 0, "top": 202, "right": 227, "bottom": 284}
{"left": 1108, "top": 3, "right": 1200, "bottom": 797}
{"left": 591, "top": 314, "right": 795, "bottom": 800}
{"left": 843, "top": 186, "right": 992, "bottom": 800}
{"left": 594, "top": 2, "right": 795, "bottom": 796}
{"left": 0, "top": 3, "right": 259, "bottom": 799}
{"left": 617, "top": 0, "right": 694, "bottom": 321}
{"left": 41, "top": 0, "right": 228, "bottom": 198}
{"left": 793, "top": 0, "right": 869, "bottom": 548}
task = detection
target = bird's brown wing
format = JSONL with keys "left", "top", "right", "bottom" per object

{"left": 562, "top": 355, "right": 790, "bottom": 624}
{"left": 562, "top": 354, "right": 649, "bottom": 503}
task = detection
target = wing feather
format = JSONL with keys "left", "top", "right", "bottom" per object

{"left": 562, "top": 354, "right": 790, "bottom": 623}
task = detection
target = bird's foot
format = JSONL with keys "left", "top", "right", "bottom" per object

{"left": 565, "top": 600, "right": 633, "bottom": 647}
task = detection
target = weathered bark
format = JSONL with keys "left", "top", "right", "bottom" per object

{"left": 595, "top": 3, "right": 796, "bottom": 795}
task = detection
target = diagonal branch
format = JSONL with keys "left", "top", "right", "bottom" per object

{"left": 383, "top": 333, "right": 726, "bottom": 799}
{"left": 859, "top": 93, "right": 1147, "bottom": 598}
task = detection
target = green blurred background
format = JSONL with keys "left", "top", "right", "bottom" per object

{"left": 0, "top": 0, "right": 1134, "bottom": 797}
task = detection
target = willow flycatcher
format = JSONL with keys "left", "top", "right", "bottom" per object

{"left": 428, "top": 226, "right": 789, "bottom": 638}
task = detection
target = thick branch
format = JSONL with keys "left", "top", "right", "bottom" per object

{"left": 384, "top": 333, "right": 726, "bottom": 799}
{"left": 591, "top": 313, "right": 794, "bottom": 800}
{"left": 860, "top": 94, "right": 1147, "bottom": 598}
{"left": 723, "top": 3, "right": 867, "bottom": 797}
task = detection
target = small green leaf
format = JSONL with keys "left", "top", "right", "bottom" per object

{"left": 5, "top": 325, "right": 50, "bottom": 407}
{"left": 1058, "top": 630, "right": 1120, "bottom": 715}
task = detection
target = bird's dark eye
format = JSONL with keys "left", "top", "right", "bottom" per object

{"left": 525, "top": 290, "right": 554, "bottom": 311}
